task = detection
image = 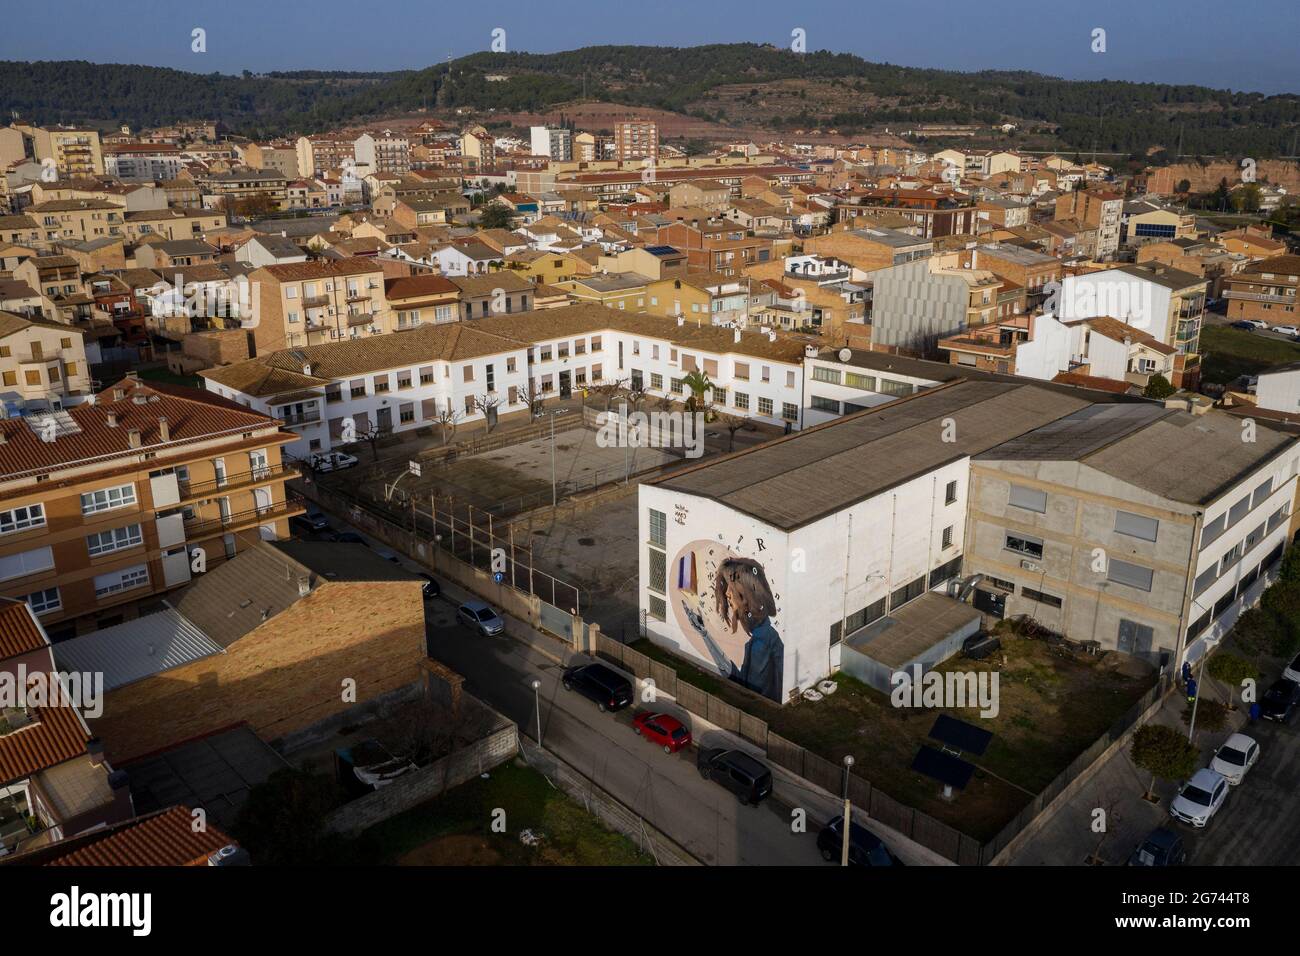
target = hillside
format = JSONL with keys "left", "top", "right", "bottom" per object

{"left": 2, "top": 44, "right": 1298, "bottom": 157}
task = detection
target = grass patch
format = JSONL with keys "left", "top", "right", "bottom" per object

{"left": 629, "top": 634, "right": 1153, "bottom": 842}
{"left": 345, "top": 760, "right": 652, "bottom": 866}
{"left": 1200, "top": 324, "right": 1300, "bottom": 384}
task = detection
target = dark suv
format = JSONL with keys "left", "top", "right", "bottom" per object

{"left": 816, "top": 815, "right": 902, "bottom": 866}
{"left": 697, "top": 748, "right": 773, "bottom": 806}
{"left": 561, "top": 662, "right": 633, "bottom": 713}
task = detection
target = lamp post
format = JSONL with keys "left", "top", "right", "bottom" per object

{"left": 841, "top": 755, "right": 855, "bottom": 867}
{"left": 532, "top": 679, "right": 543, "bottom": 746}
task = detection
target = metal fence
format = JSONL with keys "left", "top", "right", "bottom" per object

{"left": 593, "top": 630, "right": 1170, "bottom": 866}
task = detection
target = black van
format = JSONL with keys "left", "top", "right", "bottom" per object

{"left": 816, "top": 815, "right": 902, "bottom": 866}
{"left": 562, "top": 662, "right": 633, "bottom": 713}
{"left": 697, "top": 748, "right": 773, "bottom": 806}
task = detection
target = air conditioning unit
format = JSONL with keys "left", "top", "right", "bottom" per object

{"left": 1020, "top": 560, "right": 1042, "bottom": 573}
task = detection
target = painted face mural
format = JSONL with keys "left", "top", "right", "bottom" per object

{"left": 669, "top": 541, "right": 784, "bottom": 701}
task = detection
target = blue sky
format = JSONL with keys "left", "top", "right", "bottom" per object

{"left": 2, "top": 0, "right": 1297, "bottom": 94}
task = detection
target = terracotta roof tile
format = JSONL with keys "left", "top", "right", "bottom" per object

{"left": 0, "top": 599, "right": 46, "bottom": 660}
{"left": 43, "top": 806, "right": 235, "bottom": 866}
{"left": 0, "top": 704, "right": 89, "bottom": 785}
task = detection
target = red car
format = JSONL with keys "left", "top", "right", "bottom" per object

{"left": 632, "top": 712, "right": 692, "bottom": 754}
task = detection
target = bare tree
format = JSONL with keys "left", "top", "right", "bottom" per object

{"left": 473, "top": 393, "right": 501, "bottom": 432}
{"left": 624, "top": 381, "right": 649, "bottom": 412}
{"left": 716, "top": 411, "right": 757, "bottom": 452}
{"left": 433, "top": 407, "right": 462, "bottom": 445}
{"left": 353, "top": 423, "right": 390, "bottom": 462}
{"left": 590, "top": 376, "right": 628, "bottom": 411}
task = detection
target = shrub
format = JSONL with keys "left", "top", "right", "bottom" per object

{"left": 1131, "top": 724, "right": 1198, "bottom": 785}
{"left": 1181, "top": 699, "right": 1227, "bottom": 732}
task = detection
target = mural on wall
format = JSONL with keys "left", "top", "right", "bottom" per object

{"left": 669, "top": 538, "right": 784, "bottom": 701}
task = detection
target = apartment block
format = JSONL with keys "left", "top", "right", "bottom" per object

{"left": 1222, "top": 255, "right": 1300, "bottom": 325}
{"left": 614, "top": 121, "right": 659, "bottom": 163}
{"left": 1054, "top": 189, "right": 1124, "bottom": 259}
{"left": 0, "top": 313, "right": 93, "bottom": 412}
{"left": 0, "top": 376, "right": 301, "bottom": 638}
{"left": 247, "top": 257, "right": 391, "bottom": 354}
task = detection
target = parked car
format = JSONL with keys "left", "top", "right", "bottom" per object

{"left": 416, "top": 573, "right": 440, "bottom": 600}
{"left": 1272, "top": 324, "right": 1300, "bottom": 337}
{"left": 561, "top": 662, "right": 633, "bottom": 713}
{"left": 328, "top": 530, "right": 366, "bottom": 545}
{"left": 311, "top": 451, "right": 358, "bottom": 473}
{"left": 632, "top": 711, "right": 692, "bottom": 753}
{"left": 1260, "top": 678, "right": 1300, "bottom": 722}
{"left": 1209, "top": 733, "right": 1260, "bottom": 785}
{"left": 291, "top": 508, "right": 331, "bottom": 534}
{"left": 1282, "top": 651, "right": 1300, "bottom": 684}
{"left": 816, "top": 815, "right": 902, "bottom": 866}
{"left": 1127, "top": 827, "right": 1187, "bottom": 866}
{"left": 457, "top": 599, "right": 504, "bottom": 637}
{"left": 1169, "top": 768, "right": 1229, "bottom": 828}
{"left": 1230, "top": 320, "right": 1256, "bottom": 331}
{"left": 697, "top": 747, "right": 773, "bottom": 806}
{"left": 1245, "top": 319, "right": 1270, "bottom": 330}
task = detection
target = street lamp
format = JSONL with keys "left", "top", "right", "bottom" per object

{"left": 531, "top": 678, "right": 543, "bottom": 746}
{"left": 841, "top": 755, "right": 855, "bottom": 867}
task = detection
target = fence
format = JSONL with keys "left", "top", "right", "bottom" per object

{"left": 593, "top": 630, "right": 1164, "bottom": 866}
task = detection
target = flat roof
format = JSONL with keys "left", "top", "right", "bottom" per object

{"left": 845, "top": 592, "right": 982, "bottom": 668}
{"left": 652, "top": 381, "right": 1091, "bottom": 530}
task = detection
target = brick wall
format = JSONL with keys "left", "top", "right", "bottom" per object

{"left": 93, "top": 579, "right": 427, "bottom": 763}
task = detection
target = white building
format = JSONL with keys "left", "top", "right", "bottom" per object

{"left": 1254, "top": 362, "right": 1300, "bottom": 415}
{"left": 529, "top": 126, "right": 573, "bottom": 161}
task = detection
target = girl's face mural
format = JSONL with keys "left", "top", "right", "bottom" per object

{"left": 669, "top": 541, "right": 778, "bottom": 672}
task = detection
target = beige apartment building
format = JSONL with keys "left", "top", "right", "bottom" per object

{"left": 248, "top": 257, "right": 392, "bottom": 354}
{"left": 614, "top": 121, "right": 658, "bottom": 163}
{"left": 0, "top": 376, "right": 301, "bottom": 639}
{"left": 0, "top": 312, "right": 93, "bottom": 410}
{"left": 25, "top": 199, "right": 127, "bottom": 244}
{"left": 296, "top": 136, "right": 355, "bottom": 177}
{"left": 12, "top": 124, "right": 105, "bottom": 177}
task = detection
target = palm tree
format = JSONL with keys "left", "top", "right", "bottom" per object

{"left": 682, "top": 369, "right": 712, "bottom": 414}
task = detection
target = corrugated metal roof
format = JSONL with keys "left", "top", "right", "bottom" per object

{"left": 53, "top": 609, "right": 223, "bottom": 693}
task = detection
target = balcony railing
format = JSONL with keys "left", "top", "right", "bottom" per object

{"left": 182, "top": 493, "right": 305, "bottom": 540}
{"left": 1223, "top": 290, "right": 1297, "bottom": 304}
{"left": 179, "top": 463, "right": 289, "bottom": 498}
{"left": 347, "top": 312, "right": 374, "bottom": 327}
{"left": 279, "top": 413, "right": 322, "bottom": 427}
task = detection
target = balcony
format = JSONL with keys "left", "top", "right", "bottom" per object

{"left": 178, "top": 462, "right": 291, "bottom": 499}
{"left": 279, "top": 412, "right": 322, "bottom": 428}
{"left": 182, "top": 493, "right": 305, "bottom": 541}
{"left": 1223, "top": 289, "right": 1297, "bottom": 304}
{"left": 347, "top": 312, "right": 374, "bottom": 327}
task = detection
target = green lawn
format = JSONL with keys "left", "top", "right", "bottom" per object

{"left": 629, "top": 632, "right": 1154, "bottom": 842}
{"left": 345, "top": 760, "right": 653, "bottom": 866}
{"left": 1200, "top": 324, "right": 1300, "bottom": 384}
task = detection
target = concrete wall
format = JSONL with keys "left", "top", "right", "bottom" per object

{"left": 872, "top": 259, "right": 969, "bottom": 353}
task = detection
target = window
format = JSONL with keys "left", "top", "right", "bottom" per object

{"left": 985, "top": 576, "right": 1016, "bottom": 592}
{"left": 24, "top": 587, "right": 60, "bottom": 615}
{"left": 812, "top": 396, "right": 839, "bottom": 413}
{"left": 945, "top": 481, "right": 958, "bottom": 505}
{"left": 734, "top": 362, "right": 750, "bottom": 381}
{"left": 419, "top": 366, "right": 434, "bottom": 385}
{"left": 507, "top": 357, "right": 517, "bottom": 373}
{"left": 1200, "top": 514, "right": 1226, "bottom": 551}
{"left": 1244, "top": 521, "right": 1266, "bottom": 553}
{"left": 349, "top": 379, "right": 366, "bottom": 399}
{"left": 942, "top": 526, "right": 954, "bottom": 549}
{"left": 734, "top": 391, "right": 749, "bottom": 411}
{"left": 830, "top": 598, "right": 887, "bottom": 644}
{"left": 1008, "top": 484, "right": 1047, "bottom": 513}
{"left": 877, "top": 378, "right": 911, "bottom": 397}
{"left": 397, "top": 370, "right": 412, "bottom": 389}
{"left": 845, "top": 371, "right": 876, "bottom": 390}
{"left": 757, "top": 397, "right": 774, "bottom": 417}
{"left": 647, "top": 594, "right": 666, "bottom": 621}
{"left": 929, "top": 555, "right": 962, "bottom": 588}
{"left": 1114, "top": 511, "right": 1159, "bottom": 542}
{"left": 648, "top": 548, "right": 666, "bottom": 593}
{"left": 782, "top": 403, "right": 798, "bottom": 422}
{"left": 1005, "top": 533, "right": 1044, "bottom": 559}
{"left": 373, "top": 375, "right": 390, "bottom": 393}
{"left": 86, "top": 523, "right": 143, "bottom": 557}
{"left": 94, "top": 564, "right": 149, "bottom": 598}
{"left": 0, "top": 547, "right": 55, "bottom": 582}
{"left": 651, "top": 373, "right": 664, "bottom": 390}
{"left": 1108, "top": 558, "right": 1154, "bottom": 592}
{"left": 1193, "top": 564, "right": 1218, "bottom": 597}
{"left": 649, "top": 509, "right": 666, "bottom": 547}
{"left": 399, "top": 402, "right": 415, "bottom": 424}
{"left": 890, "top": 576, "right": 926, "bottom": 610}
{"left": 1251, "top": 478, "right": 1272, "bottom": 509}
{"left": 1227, "top": 496, "right": 1250, "bottom": 528}
{"left": 0, "top": 503, "right": 45, "bottom": 535}
{"left": 81, "top": 483, "right": 136, "bottom": 515}
{"left": 670, "top": 378, "right": 684, "bottom": 393}
{"left": 591, "top": 336, "right": 601, "bottom": 352}
{"left": 1022, "top": 587, "right": 1063, "bottom": 608}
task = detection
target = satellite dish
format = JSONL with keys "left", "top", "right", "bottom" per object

{"left": 838, "top": 347, "right": 852, "bottom": 362}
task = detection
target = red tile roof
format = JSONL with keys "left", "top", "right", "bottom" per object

{"left": 0, "top": 705, "right": 89, "bottom": 785}
{"left": 42, "top": 806, "right": 236, "bottom": 866}
{"left": 0, "top": 598, "right": 46, "bottom": 660}
{"left": 0, "top": 377, "right": 280, "bottom": 480}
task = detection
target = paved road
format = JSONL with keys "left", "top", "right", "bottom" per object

{"left": 425, "top": 601, "right": 826, "bottom": 865}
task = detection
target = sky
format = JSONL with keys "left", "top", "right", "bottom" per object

{"left": 2, "top": 0, "right": 1297, "bottom": 95}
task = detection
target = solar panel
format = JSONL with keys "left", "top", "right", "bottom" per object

{"left": 911, "top": 745, "right": 975, "bottom": 791}
{"left": 929, "top": 714, "right": 993, "bottom": 756}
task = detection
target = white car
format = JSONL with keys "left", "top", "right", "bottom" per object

{"left": 1169, "top": 768, "right": 1229, "bottom": 827}
{"left": 311, "top": 451, "right": 358, "bottom": 473}
{"left": 1271, "top": 324, "right": 1300, "bottom": 337}
{"left": 1283, "top": 651, "right": 1300, "bottom": 684}
{"left": 1209, "top": 733, "right": 1260, "bottom": 785}
{"left": 1245, "top": 319, "right": 1270, "bottom": 330}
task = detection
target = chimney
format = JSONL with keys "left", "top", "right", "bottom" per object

{"left": 733, "top": 328, "right": 741, "bottom": 343}
{"left": 127, "top": 429, "right": 141, "bottom": 448}
{"left": 86, "top": 737, "right": 105, "bottom": 766}
{"left": 106, "top": 412, "right": 118, "bottom": 427}
{"left": 113, "top": 387, "right": 125, "bottom": 401}
{"left": 158, "top": 416, "right": 169, "bottom": 442}
{"left": 297, "top": 576, "right": 312, "bottom": 597}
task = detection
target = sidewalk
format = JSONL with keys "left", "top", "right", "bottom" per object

{"left": 1005, "top": 683, "right": 1247, "bottom": 865}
